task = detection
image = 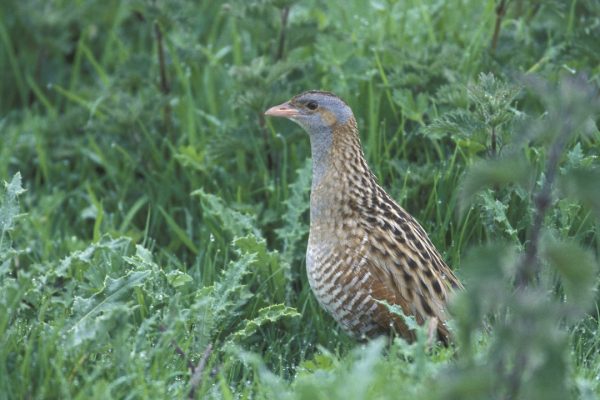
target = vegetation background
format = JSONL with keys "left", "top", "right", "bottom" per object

{"left": 1, "top": 0, "right": 599, "bottom": 398}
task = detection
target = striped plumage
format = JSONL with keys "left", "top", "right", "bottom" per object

{"left": 265, "top": 91, "right": 463, "bottom": 343}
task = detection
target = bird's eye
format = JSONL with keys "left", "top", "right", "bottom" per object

{"left": 306, "top": 101, "right": 318, "bottom": 110}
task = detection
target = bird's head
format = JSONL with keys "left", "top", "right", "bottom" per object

{"left": 264, "top": 91, "right": 354, "bottom": 134}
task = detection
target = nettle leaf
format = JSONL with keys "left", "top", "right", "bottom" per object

{"left": 477, "top": 190, "right": 519, "bottom": 242}
{"left": 558, "top": 167, "right": 600, "bottom": 219}
{"left": 459, "top": 156, "right": 532, "bottom": 213}
{"left": 230, "top": 304, "right": 300, "bottom": 342}
{"left": 542, "top": 236, "right": 598, "bottom": 312}
{"left": 315, "top": 36, "right": 355, "bottom": 66}
{"left": 68, "top": 270, "right": 151, "bottom": 347}
{"left": 564, "top": 142, "right": 596, "bottom": 169}
{"left": 422, "top": 110, "right": 485, "bottom": 140}
{"left": 467, "top": 73, "right": 520, "bottom": 128}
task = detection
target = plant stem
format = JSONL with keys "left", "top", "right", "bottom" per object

{"left": 188, "top": 343, "right": 213, "bottom": 399}
{"left": 154, "top": 21, "right": 172, "bottom": 131}
{"left": 490, "top": 126, "right": 497, "bottom": 157}
{"left": 259, "top": 112, "right": 275, "bottom": 171}
{"left": 491, "top": 0, "right": 508, "bottom": 53}
{"left": 276, "top": 7, "right": 290, "bottom": 61}
{"left": 159, "top": 324, "right": 195, "bottom": 371}
{"left": 515, "top": 117, "right": 572, "bottom": 287}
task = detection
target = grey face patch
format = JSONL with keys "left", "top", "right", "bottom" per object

{"left": 291, "top": 91, "right": 353, "bottom": 129}
{"left": 285, "top": 91, "right": 354, "bottom": 190}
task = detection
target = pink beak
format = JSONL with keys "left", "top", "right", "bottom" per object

{"left": 264, "top": 101, "right": 299, "bottom": 118}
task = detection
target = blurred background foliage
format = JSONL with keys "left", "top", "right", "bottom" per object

{"left": 1, "top": 0, "right": 599, "bottom": 398}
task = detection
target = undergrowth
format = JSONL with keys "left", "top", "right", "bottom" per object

{"left": 1, "top": 0, "right": 599, "bottom": 399}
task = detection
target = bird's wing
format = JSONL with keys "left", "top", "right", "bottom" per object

{"left": 359, "top": 188, "right": 463, "bottom": 343}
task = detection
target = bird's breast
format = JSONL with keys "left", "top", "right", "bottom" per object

{"left": 306, "top": 216, "right": 382, "bottom": 337}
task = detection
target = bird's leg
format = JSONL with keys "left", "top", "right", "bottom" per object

{"left": 427, "top": 317, "right": 439, "bottom": 348}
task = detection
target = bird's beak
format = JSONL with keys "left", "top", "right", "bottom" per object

{"left": 264, "top": 101, "right": 300, "bottom": 118}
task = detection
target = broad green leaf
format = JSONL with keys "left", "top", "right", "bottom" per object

{"left": 459, "top": 156, "right": 531, "bottom": 213}
{"left": 68, "top": 270, "right": 151, "bottom": 347}
{"left": 393, "top": 89, "right": 428, "bottom": 125}
{"left": 542, "top": 237, "right": 598, "bottom": 311}
{"left": 298, "top": 353, "right": 336, "bottom": 374}
{"left": 460, "top": 243, "right": 518, "bottom": 284}
{"left": 558, "top": 167, "right": 600, "bottom": 219}
{"left": 166, "top": 270, "right": 194, "bottom": 287}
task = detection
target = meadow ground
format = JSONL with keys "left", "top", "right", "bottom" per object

{"left": 1, "top": 1, "right": 599, "bottom": 399}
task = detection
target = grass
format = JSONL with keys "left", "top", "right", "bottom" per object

{"left": 1, "top": 0, "right": 599, "bottom": 398}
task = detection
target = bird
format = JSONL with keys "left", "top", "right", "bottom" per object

{"left": 265, "top": 90, "right": 463, "bottom": 344}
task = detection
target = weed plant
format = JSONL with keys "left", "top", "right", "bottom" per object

{"left": 1, "top": 1, "right": 599, "bottom": 399}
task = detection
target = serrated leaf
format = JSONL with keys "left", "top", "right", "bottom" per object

{"left": 477, "top": 190, "right": 519, "bottom": 241}
{"left": 467, "top": 73, "right": 520, "bottom": 128}
{"left": 377, "top": 300, "right": 419, "bottom": 332}
{"left": 275, "top": 159, "right": 311, "bottom": 264}
{"left": 166, "top": 270, "right": 194, "bottom": 287}
{"left": 123, "top": 244, "right": 160, "bottom": 270}
{"left": 0, "top": 172, "right": 25, "bottom": 242}
{"left": 55, "top": 237, "right": 132, "bottom": 278}
{"left": 234, "top": 235, "right": 279, "bottom": 266}
{"left": 422, "top": 110, "right": 485, "bottom": 140}
{"left": 230, "top": 304, "right": 300, "bottom": 342}
{"left": 234, "top": 234, "right": 290, "bottom": 301}
{"left": 193, "top": 252, "right": 256, "bottom": 341}
{"left": 69, "top": 302, "right": 133, "bottom": 348}
{"left": 192, "top": 188, "right": 260, "bottom": 239}
{"left": 68, "top": 270, "right": 151, "bottom": 347}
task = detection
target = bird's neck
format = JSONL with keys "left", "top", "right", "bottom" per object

{"left": 309, "top": 125, "right": 334, "bottom": 190}
{"left": 309, "top": 121, "right": 376, "bottom": 220}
